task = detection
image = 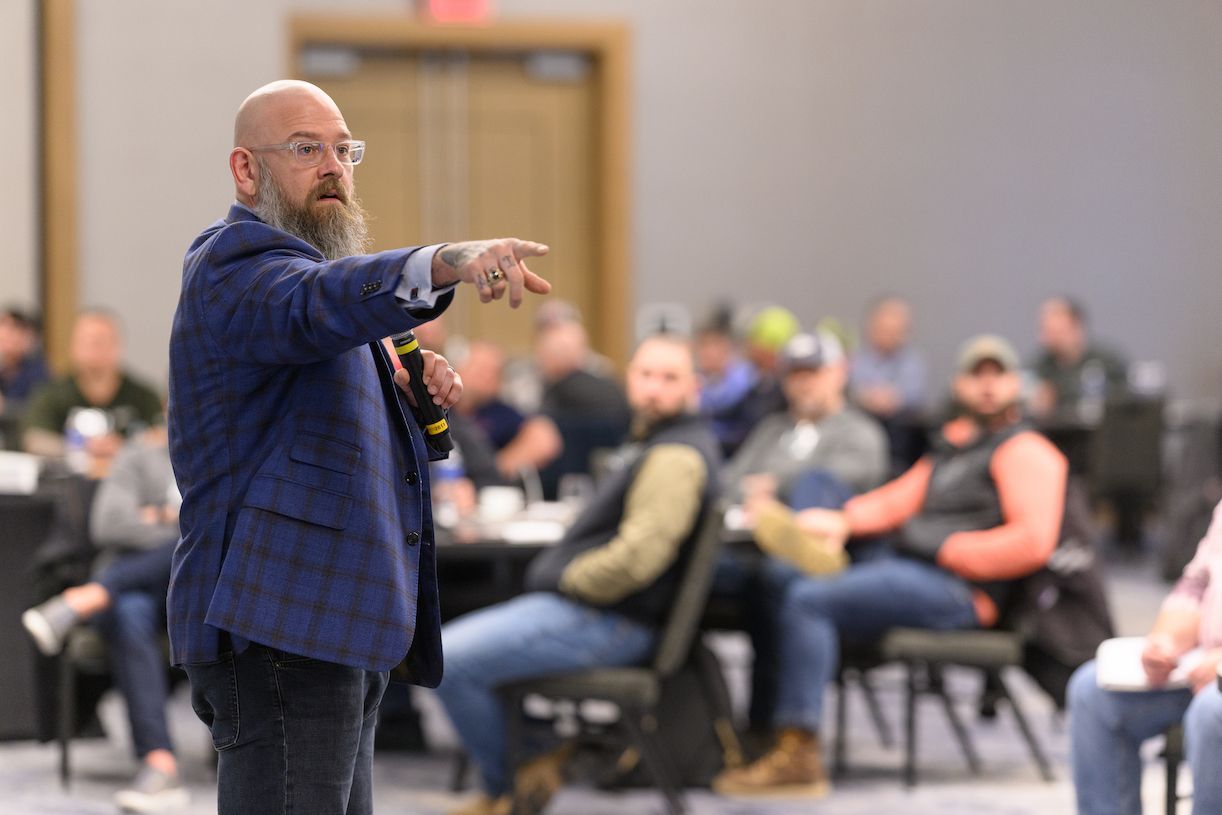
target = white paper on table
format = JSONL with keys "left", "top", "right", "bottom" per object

{"left": 1095, "top": 636, "right": 1203, "bottom": 692}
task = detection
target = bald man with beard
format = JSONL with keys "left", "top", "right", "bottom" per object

{"left": 166, "top": 80, "right": 549, "bottom": 814}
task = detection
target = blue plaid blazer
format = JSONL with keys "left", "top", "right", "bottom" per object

{"left": 166, "top": 204, "right": 451, "bottom": 682}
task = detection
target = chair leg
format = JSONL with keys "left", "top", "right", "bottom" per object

{"left": 832, "top": 673, "right": 848, "bottom": 779}
{"left": 904, "top": 661, "right": 918, "bottom": 788}
{"left": 503, "top": 689, "right": 527, "bottom": 785}
{"left": 57, "top": 651, "right": 75, "bottom": 790}
{"left": 1166, "top": 754, "right": 1179, "bottom": 815}
{"left": 995, "top": 671, "right": 1054, "bottom": 782}
{"left": 622, "top": 711, "right": 686, "bottom": 815}
{"left": 692, "top": 645, "right": 743, "bottom": 769}
{"left": 450, "top": 750, "right": 470, "bottom": 793}
{"left": 858, "top": 671, "right": 894, "bottom": 748}
{"left": 929, "top": 664, "right": 982, "bottom": 776}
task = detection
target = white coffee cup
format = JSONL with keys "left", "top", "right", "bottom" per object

{"left": 478, "top": 486, "right": 526, "bottom": 522}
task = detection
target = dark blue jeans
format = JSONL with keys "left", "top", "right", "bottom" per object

{"left": 95, "top": 541, "right": 175, "bottom": 598}
{"left": 774, "top": 555, "right": 979, "bottom": 731}
{"left": 91, "top": 543, "right": 177, "bottom": 759}
{"left": 184, "top": 644, "right": 388, "bottom": 815}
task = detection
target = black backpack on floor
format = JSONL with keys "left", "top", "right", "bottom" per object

{"left": 1005, "top": 478, "right": 1115, "bottom": 708}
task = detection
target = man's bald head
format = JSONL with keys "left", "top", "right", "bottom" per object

{"left": 233, "top": 80, "right": 344, "bottom": 148}
{"left": 228, "top": 80, "right": 369, "bottom": 260}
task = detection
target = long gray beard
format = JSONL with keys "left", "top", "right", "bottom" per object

{"left": 253, "top": 158, "right": 371, "bottom": 260}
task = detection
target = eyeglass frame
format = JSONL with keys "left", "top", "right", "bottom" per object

{"left": 247, "top": 140, "right": 366, "bottom": 167}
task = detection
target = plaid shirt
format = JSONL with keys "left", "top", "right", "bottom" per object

{"left": 167, "top": 205, "right": 450, "bottom": 682}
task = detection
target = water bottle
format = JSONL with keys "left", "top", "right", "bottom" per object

{"left": 64, "top": 426, "right": 89, "bottom": 475}
{"left": 432, "top": 446, "right": 465, "bottom": 529}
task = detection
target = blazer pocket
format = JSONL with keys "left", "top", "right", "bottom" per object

{"left": 245, "top": 475, "right": 353, "bottom": 530}
{"left": 289, "top": 432, "right": 362, "bottom": 475}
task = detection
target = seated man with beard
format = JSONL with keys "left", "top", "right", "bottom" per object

{"left": 435, "top": 335, "right": 721, "bottom": 815}
{"left": 713, "top": 335, "right": 1067, "bottom": 799}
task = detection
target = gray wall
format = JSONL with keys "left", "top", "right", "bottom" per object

{"left": 36, "top": 1, "right": 1222, "bottom": 400}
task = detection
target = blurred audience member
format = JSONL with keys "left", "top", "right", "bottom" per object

{"left": 1030, "top": 296, "right": 1128, "bottom": 419}
{"left": 849, "top": 296, "right": 926, "bottom": 419}
{"left": 695, "top": 305, "right": 759, "bottom": 456}
{"left": 849, "top": 296, "right": 929, "bottom": 471}
{"left": 1068, "top": 500, "right": 1222, "bottom": 814}
{"left": 740, "top": 305, "right": 801, "bottom": 423}
{"left": 0, "top": 306, "right": 50, "bottom": 417}
{"left": 533, "top": 319, "right": 630, "bottom": 495}
{"left": 536, "top": 319, "right": 629, "bottom": 427}
{"left": 22, "top": 429, "right": 187, "bottom": 812}
{"left": 501, "top": 299, "right": 614, "bottom": 413}
{"left": 457, "top": 339, "right": 562, "bottom": 481}
{"left": 714, "top": 335, "right": 1067, "bottom": 799}
{"left": 22, "top": 310, "right": 161, "bottom": 475}
{"left": 716, "top": 330, "right": 886, "bottom": 730}
{"left": 435, "top": 335, "right": 720, "bottom": 815}
{"left": 723, "top": 331, "right": 888, "bottom": 505}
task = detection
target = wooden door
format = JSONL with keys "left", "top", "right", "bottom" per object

{"left": 302, "top": 41, "right": 603, "bottom": 360}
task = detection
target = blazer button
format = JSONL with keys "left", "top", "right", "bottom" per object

{"left": 405, "top": 531, "right": 420, "bottom": 546}
{"left": 403, "top": 471, "right": 418, "bottom": 486}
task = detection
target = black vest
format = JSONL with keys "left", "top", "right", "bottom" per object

{"left": 896, "top": 420, "right": 1030, "bottom": 612}
{"left": 525, "top": 414, "right": 722, "bottom": 625}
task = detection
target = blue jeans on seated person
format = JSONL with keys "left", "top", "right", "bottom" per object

{"left": 1069, "top": 659, "right": 1222, "bottom": 815}
{"left": 434, "top": 592, "right": 655, "bottom": 797}
{"left": 184, "top": 643, "right": 388, "bottom": 815}
{"left": 95, "top": 541, "right": 176, "bottom": 598}
{"left": 712, "top": 469, "right": 856, "bottom": 730}
{"left": 774, "top": 554, "right": 979, "bottom": 732}
{"left": 90, "top": 542, "right": 177, "bottom": 760}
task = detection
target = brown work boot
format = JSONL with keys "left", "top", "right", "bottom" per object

{"left": 711, "top": 727, "right": 830, "bottom": 799}
{"left": 447, "top": 793, "right": 511, "bottom": 815}
{"left": 512, "top": 743, "right": 572, "bottom": 815}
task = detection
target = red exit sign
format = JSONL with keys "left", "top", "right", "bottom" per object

{"left": 422, "top": 0, "right": 493, "bottom": 23}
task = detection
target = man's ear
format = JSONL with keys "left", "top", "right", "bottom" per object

{"left": 230, "top": 148, "right": 258, "bottom": 201}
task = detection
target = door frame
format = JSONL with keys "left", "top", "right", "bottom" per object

{"left": 289, "top": 15, "right": 633, "bottom": 369}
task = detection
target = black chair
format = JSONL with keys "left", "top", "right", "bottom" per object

{"left": 831, "top": 646, "right": 896, "bottom": 778}
{"left": 54, "top": 625, "right": 111, "bottom": 787}
{"left": 497, "top": 508, "right": 737, "bottom": 815}
{"left": 1089, "top": 396, "right": 1165, "bottom": 548}
{"left": 832, "top": 628, "right": 1054, "bottom": 787}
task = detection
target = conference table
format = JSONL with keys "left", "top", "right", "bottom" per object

{"left": 0, "top": 491, "right": 59, "bottom": 740}
{"left": 434, "top": 503, "right": 571, "bottom": 621}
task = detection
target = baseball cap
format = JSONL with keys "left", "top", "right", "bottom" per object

{"left": 957, "top": 334, "right": 1019, "bottom": 374}
{"left": 746, "top": 306, "right": 800, "bottom": 352}
{"left": 781, "top": 331, "right": 844, "bottom": 373}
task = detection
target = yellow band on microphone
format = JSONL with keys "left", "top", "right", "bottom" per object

{"left": 393, "top": 337, "right": 420, "bottom": 355}
{"left": 425, "top": 417, "right": 449, "bottom": 436}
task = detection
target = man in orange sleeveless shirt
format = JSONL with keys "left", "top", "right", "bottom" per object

{"left": 714, "top": 334, "right": 1068, "bottom": 799}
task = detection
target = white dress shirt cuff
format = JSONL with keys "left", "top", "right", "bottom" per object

{"left": 395, "top": 244, "right": 455, "bottom": 311}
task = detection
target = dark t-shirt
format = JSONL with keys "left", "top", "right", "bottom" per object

{"left": 542, "top": 369, "right": 631, "bottom": 427}
{"left": 23, "top": 372, "right": 163, "bottom": 437}
{"left": 473, "top": 399, "right": 526, "bottom": 451}
{"left": 1032, "top": 345, "right": 1128, "bottom": 410}
{"left": 0, "top": 354, "right": 51, "bottom": 411}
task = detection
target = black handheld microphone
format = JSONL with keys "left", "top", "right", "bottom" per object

{"left": 390, "top": 331, "right": 454, "bottom": 453}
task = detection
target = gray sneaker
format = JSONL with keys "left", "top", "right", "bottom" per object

{"left": 21, "top": 596, "right": 78, "bottom": 656}
{"left": 114, "top": 765, "right": 190, "bottom": 813}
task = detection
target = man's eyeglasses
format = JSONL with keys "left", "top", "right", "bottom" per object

{"left": 249, "top": 140, "right": 366, "bottom": 167}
